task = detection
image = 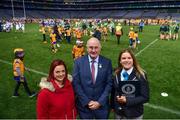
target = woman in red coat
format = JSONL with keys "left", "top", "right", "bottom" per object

{"left": 37, "top": 59, "right": 77, "bottom": 119}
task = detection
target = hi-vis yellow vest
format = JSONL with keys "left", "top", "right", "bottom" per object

{"left": 13, "top": 59, "right": 24, "bottom": 76}
{"left": 116, "top": 26, "right": 122, "bottom": 35}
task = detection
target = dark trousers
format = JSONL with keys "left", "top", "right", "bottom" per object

{"left": 111, "top": 28, "right": 115, "bottom": 35}
{"left": 116, "top": 35, "right": 121, "bottom": 44}
{"left": 66, "top": 36, "right": 71, "bottom": 43}
{"left": 78, "top": 106, "right": 109, "bottom": 119}
{"left": 129, "top": 38, "right": 133, "bottom": 46}
{"left": 139, "top": 26, "right": 143, "bottom": 32}
{"left": 13, "top": 80, "right": 32, "bottom": 96}
{"left": 43, "top": 34, "right": 46, "bottom": 41}
{"left": 56, "top": 34, "right": 62, "bottom": 43}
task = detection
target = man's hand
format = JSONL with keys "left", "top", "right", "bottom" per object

{"left": 88, "top": 101, "right": 101, "bottom": 110}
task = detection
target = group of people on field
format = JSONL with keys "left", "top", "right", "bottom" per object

{"left": 12, "top": 37, "right": 149, "bottom": 119}
{"left": 38, "top": 18, "right": 145, "bottom": 55}
{"left": 36, "top": 37, "right": 149, "bottom": 119}
{"left": 10, "top": 17, "right": 180, "bottom": 119}
{"left": 159, "top": 21, "right": 179, "bottom": 40}
{"left": 0, "top": 18, "right": 25, "bottom": 33}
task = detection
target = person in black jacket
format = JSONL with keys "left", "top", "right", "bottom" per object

{"left": 111, "top": 48, "right": 149, "bottom": 119}
{"left": 93, "top": 27, "right": 101, "bottom": 41}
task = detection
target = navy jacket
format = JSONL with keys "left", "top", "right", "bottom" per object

{"left": 72, "top": 55, "right": 112, "bottom": 118}
{"left": 111, "top": 68, "right": 149, "bottom": 118}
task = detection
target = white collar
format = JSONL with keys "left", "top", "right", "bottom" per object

{"left": 88, "top": 55, "right": 99, "bottom": 63}
{"left": 122, "top": 67, "right": 133, "bottom": 75}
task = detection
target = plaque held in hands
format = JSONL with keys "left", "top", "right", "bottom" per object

{"left": 119, "top": 80, "right": 141, "bottom": 98}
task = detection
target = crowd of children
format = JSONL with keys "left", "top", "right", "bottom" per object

{"left": 37, "top": 18, "right": 180, "bottom": 55}
{"left": 10, "top": 18, "right": 179, "bottom": 98}
{"left": 0, "top": 18, "right": 25, "bottom": 33}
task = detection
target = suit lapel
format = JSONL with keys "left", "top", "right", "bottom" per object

{"left": 84, "top": 55, "right": 94, "bottom": 83}
{"left": 128, "top": 68, "right": 137, "bottom": 81}
{"left": 84, "top": 55, "right": 92, "bottom": 77}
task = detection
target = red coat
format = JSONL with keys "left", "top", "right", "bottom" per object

{"left": 37, "top": 79, "right": 77, "bottom": 119}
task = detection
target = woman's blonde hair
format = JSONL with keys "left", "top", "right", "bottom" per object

{"left": 115, "top": 48, "right": 145, "bottom": 78}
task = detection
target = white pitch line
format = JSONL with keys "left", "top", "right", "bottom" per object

{"left": 0, "top": 59, "right": 48, "bottom": 76}
{"left": 1, "top": 38, "right": 180, "bottom": 116}
{"left": 134, "top": 38, "right": 180, "bottom": 116}
{"left": 135, "top": 39, "right": 159, "bottom": 56}
{"left": 0, "top": 59, "right": 12, "bottom": 65}
{"left": 145, "top": 103, "right": 180, "bottom": 116}
{"left": 25, "top": 68, "right": 48, "bottom": 76}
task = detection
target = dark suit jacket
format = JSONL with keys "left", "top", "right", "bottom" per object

{"left": 72, "top": 55, "right": 112, "bottom": 117}
{"left": 111, "top": 68, "right": 149, "bottom": 118}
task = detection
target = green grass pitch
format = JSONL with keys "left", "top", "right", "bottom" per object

{"left": 0, "top": 23, "right": 180, "bottom": 118}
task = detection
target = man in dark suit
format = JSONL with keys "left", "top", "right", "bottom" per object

{"left": 72, "top": 37, "right": 112, "bottom": 119}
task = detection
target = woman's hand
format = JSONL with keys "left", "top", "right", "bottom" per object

{"left": 116, "top": 96, "right": 126, "bottom": 104}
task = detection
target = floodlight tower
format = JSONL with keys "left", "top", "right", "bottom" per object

{"left": 23, "top": 0, "right": 26, "bottom": 19}
{"left": 11, "top": 0, "right": 15, "bottom": 19}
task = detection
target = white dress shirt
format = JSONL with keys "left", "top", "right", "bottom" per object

{"left": 121, "top": 67, "right": 133, "bottom": 81}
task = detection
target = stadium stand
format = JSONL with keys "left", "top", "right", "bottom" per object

{"left": 123, "top": 10, "right": 143, "bottom": 19}
{"left": 0, "top": 0, "right": 180, "bottom": 19}
{"left": 142, "top": 10, "right": 159, "bottom": 18}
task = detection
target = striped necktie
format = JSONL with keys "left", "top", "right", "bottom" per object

{"left": 91, "top": 60, "right": 95, "bottom": 84}
{"left": 122, "top": 71, "right": 129, "bottom": 81}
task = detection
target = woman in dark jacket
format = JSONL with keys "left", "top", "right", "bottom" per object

{"left": 111, "top": 48, "right": 149, "bottom": 119}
